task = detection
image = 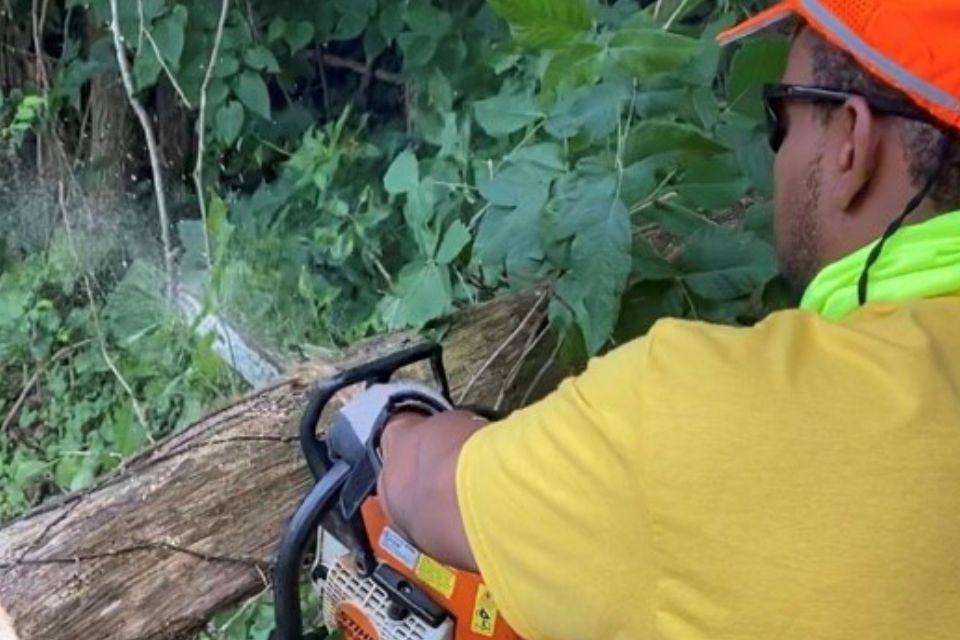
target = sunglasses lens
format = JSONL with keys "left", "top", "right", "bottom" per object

{"left": 764, "top": 96, "right": 786, "bottom": 153}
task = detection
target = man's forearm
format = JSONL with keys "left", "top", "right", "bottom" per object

{"left": 378, "top": 410, "right": 488, "bottom": 571}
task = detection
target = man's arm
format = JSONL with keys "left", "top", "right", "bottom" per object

{"left": 376, "top": 337, "right": 660, "bottom": 640}
{"left": 377, "top": 409, "right": 488, "bottom": 570}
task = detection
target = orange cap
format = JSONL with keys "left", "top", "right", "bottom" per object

{"left": 717, "top": 0, "right": 960, "bottom": 131}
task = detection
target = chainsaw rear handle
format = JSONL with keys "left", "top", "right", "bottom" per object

{"left": 274, "top": 460, "right": 350, "bottom": 640}
{"left": 298, "top": 342, "right": 452, "bottom": 480}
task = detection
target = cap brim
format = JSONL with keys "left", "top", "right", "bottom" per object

{"left": 717, "top": 2, "right": 797, "bottom": 46}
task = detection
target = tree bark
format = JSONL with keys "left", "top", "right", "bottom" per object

{"left": 85, "top": 11, "right": 134, "bottom": 205}
{"left": 155, "top": 78, "right": 193, "bottom": 183}
{"left": 0, "top": 289, "right": 560, "bottom": 640}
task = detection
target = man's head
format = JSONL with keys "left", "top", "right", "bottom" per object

{"left": 771, "top": 26, "right": 960, "bottom": 293}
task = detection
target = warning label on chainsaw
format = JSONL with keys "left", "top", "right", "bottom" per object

{"left": 470, "top": 586, "right": 499, "bottom": 637}
{"left": 380, "top": 527, "right": 418, "bottom": 570}
{"left": 414, "top": 554, "right": 457, "bottom": 599}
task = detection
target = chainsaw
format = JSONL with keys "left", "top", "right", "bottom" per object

{"left": 274, "top": 343, "right": 523, "bottom": 640}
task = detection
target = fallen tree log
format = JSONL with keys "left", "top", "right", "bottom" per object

{"left": 0, "top": 289, "right": 558, "bottom": 640}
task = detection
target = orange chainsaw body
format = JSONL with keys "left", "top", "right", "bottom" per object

{"left": 326, "top": 497, "right": 523, "bottom": 640}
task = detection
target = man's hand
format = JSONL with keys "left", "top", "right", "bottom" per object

{"left": 377, "top": 409, "right": 490, "bottom": 571}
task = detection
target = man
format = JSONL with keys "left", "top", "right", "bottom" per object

{"left": 380, "top": 2, "right": 960, "bottom": 638}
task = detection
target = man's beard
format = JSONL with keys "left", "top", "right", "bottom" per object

{"left": 777, "top": 153, "right": 824, "bottom": 299}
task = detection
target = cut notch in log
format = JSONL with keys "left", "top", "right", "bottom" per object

{"left": 0, "top": 288, "right": 564, "bottom": 640}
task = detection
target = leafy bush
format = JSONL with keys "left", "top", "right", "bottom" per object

{"left": 153, "top": 0, "right": 790, "bottom": 361}
{"left": 0, "top": 225, "right": 234, "bottom": 518}
{"left": 0, "top": 0, "right": 789, "bottom": 636}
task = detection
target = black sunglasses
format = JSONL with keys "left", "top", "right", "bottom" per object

{"left": 762, "top": 83, "right": 932, "bottom": 152}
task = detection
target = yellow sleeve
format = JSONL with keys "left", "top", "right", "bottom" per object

{"left": 456, "top": 337, "right": 660, "bottom": 640}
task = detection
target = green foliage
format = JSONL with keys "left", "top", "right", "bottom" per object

{"left": 0, "top": 92, "right": 48, "bottom": 147}
{"left": 0, "top": 231, "right": 234, "bottom": 519}
{"left": 1, "top": 0, "right": 788, "bottom": 637}
{"left": 489, "top": 0, "right": 593, "bottom": 48}
{"left": 64, "top": 0, "right": 783, "bottom": 357}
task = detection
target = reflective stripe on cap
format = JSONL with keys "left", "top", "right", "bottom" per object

{"left": 799, "top": 0, "right": 960, "bottom": 118}
{"left": 716, "top": 1, "right": 796, "bottom": 46}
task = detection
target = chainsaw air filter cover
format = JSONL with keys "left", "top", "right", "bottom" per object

{"left": 323, "top": 555, "right": 454, "bottom": 640}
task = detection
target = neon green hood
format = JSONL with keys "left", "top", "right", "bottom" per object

{"left": 801, "top": 210, "right": 960, "bottom": 321}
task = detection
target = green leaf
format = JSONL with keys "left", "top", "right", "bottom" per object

{"left": 610, "top": 27, "right": 702, "bottom": 77}
{"left": 541, "top": 42, "right": 604, "bottom": 96}
{"left": 547, "top": 172, "right": 619, "bottom": 239}
{"left": 641, "top": 201, "right": 715, "bottom": 238}
{"left": 474, "top": 92, "right": 543, "bottom": 137}
{"left": 152, "top": 5, "right": 188, "bottom": 68}
{"left": 726, "top": 37, "right": 790, "bottom": 118}
{"left": 545, "top": 81, "right": 630, "bottom": 141}
{"left": 267, "top": 17, "right": 287, "bottom": 43}
{"left": 384, "top": 150, "right": 420, "bottom": 195}
{"left": 215, "top": 100, "right": 245, "bottom": 145}
{"left": 380, "top": 3, "right": 404, "bottom": 41}
{"left": 68, "top": 462, "right": 96, "bottom": 492}
{"left": 284, "top": 21, "right": 316, "bottom": 54}
{"left": 364, "top": 25, "right": 388, "bottom": 60}
{"left": 111, "top": 404, "right": 147, "bottom": 457}
{"left": 734, "top": 130, "right": 776, "bottom": 196}
{"left": 244, "top": 46, "right": 280, "bottom": 73}
{"left": 383, "top": 261, "right": 454, "bottom": 329}
{"left": 543, "top": 170, "right": 632, "bottom": 353}
{"left": 428, "top": 70, "right": 453, "bottom": 111}
{"left": 207, "top": 79, "right": 229, "bottom": 107}
{"left": 554, "top": 196, "right": 632, "bottom": 355}
{"left": 489, "top": 0, "right": 593, "bottom": 49}
{"left": 404, "top": 0, "right": 453, "bottom": 35}
{"left": 675, "top": 155, "right": 750, "bottom": 210}
{"left": 103, "top": 261, "right": 169, "bottom": 342}
{"left": 478, "top": 154, "right": 561, "bottom": 208}
{"left": 13, "top": 459, "right": 49, "bottom": 486}
{"left": 212, "top": 53, "right": 240, "bottom": 79}
{"left": 235, "top": 72, "right": 271, "bottom": 120}
{"left": 474, "top": 204, "right": 545, "bottom": 283}
{"left": 404, "top": 179, "right": 439, "bottom": 256}
{"left": 133, "top": 45, "right": 162, "bottom": 91}
{"left": 631, "top": 239, "right": 678, "bottom": 282}
{"left": 435, "top": 220, "right": 471, "bottom": 264}
{"left": 615, "top": 281, "right": 685, "bottom": 341}
{"left": 398, "top": 33, "right": 438, "bottom": 68}
{"left": 335, "top": 11, "right": 370, "bottom": 41}
{"left": 624, "top": 120, "right": 724, "bottom": 164}
{"left": 0, "top": 288, "right": 30, "bottom": 328}
{"left": 677, "top": 227, "right": 778, "bottom": 301}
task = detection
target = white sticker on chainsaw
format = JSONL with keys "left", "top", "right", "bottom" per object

{"left": 380, "top": 527, "right": 419, "bottom": 570}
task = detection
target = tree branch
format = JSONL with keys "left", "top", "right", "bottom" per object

{"left": 1, "top": 340, "right": 92, "bottom": 435}
{"left": 193, "top": 0, "right": 231, "bottom": 273}
{"left": 316, "top": 51, "right": 404, "bottom": 86}
{"left": 108, "top": 0, "right": 176, "bottom": 302}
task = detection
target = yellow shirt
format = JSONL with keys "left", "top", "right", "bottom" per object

{"left": 457, "top": 298, "right": 960, "bottom": 639}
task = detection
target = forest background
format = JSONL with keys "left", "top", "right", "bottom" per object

{"left": 0, "top": 0, "right": 786, "bottom": 636}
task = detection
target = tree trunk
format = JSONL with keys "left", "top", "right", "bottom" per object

{"left": 0, "top": 11, "right": 29, "bottom": 91}
{"left": 0, "top": 289, "right": 559, "bottom": 640}
{"left": 84, "top": 10, "right": 133, "bottom": 205}
{"left": 155, "top": 78, "right": 193, "bottom": 183}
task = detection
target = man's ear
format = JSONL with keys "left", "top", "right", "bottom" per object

{"left": 831, "top": 96, "right": 881, "bottom": 212}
